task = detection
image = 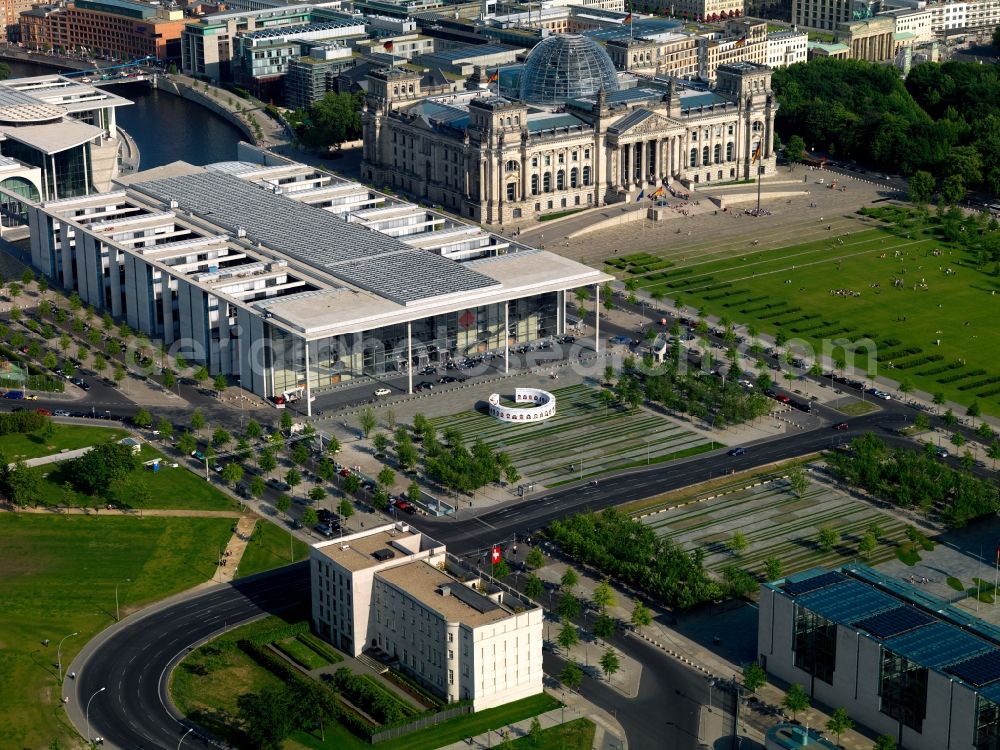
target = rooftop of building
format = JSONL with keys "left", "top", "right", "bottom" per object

{"left": 584, "top": 17, "right": 684, "bottom": 42}
{"left": 769, "top": 565, "right": 1000, "bottom": 700}
{"left": 807, "top": 41, "right": 851, "bottom": 52}
{"left": 313, "top": 524, "right": 441, "bottom": 571}
{"left": 376, "top": 560, "right": 517, "bottom": 627}
{"left": 242, "top": 17, "right": 360, "bottom": 40}
{"left": 415, "top": 43, "right": 522, "bottom": 64}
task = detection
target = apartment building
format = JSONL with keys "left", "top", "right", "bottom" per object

{"left": 310, "top": 524, "right": 544, "bottom": 711}
{"left": 765, "top": 28, "right": 808, "bottom": 66}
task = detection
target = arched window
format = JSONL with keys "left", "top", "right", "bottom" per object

{"left": 702, "top": 146, "right": 710, "bottom": 166}
{"left": 531, "top": 174, "right": 539, "bottom": 195}
{"left": 582, "top": 166, "right": 591, "bottom": 185}
{"left": 556, "top": 170, "right": 565, "bottom": 190}
{"left": 690, "top": 148, "right": 697, "bottom": 167}
{"left": 726, "top": 142, "right": 734, "bottom": 162}
{"left": 505, "top": 160, "right": 519, "bottom": 173}
{"left": 752, "top": 120, "right": 763, "bottom": 132}
{"left": 570, "top": 167, "right": 578, "bottom": 188}
{"left": 713, "top": 144, "right": 721, "bottom": 164}
{"left": 543, "top": 173, "right": 551, "bottom": 192}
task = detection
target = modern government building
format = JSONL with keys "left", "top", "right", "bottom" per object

{"left": 361, "top": 34, "right": 778, "bottom": 225}
{"left": 9, "top": 143, "right": 609, "bottom": 411}
{"left": 759, "top": 564, "right": 1000, "bottom": 750}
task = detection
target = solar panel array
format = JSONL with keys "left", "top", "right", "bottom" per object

{"left": 947, "top": 649, "right": 1000, "bottom": 687}
{"left": 443, "top": 583, "right": 499, "bottom": 614}
{"left": 135, "top": 172, "right": 499, "bottom": 304}
{"left": 854, "top": 606, "right": 935, "bottom": 639}
{"left": 783, "top": 570, "right": 845, "bottom": 597}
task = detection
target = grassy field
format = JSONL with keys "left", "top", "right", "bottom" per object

{"left": 432, "top": 384, "right": 717, "bottom": 486}
{"left": 236, "top": 519, "right": 310, "bottom": 578}
{"left": 0, "top": 513, "right": 234, "bottom": 749}
{"left": 35, "top": 444, "right": 237, "bottom": 511}
{"left": 0, "top": 423, "right": 127, "bottom": 461}
{"left": 609, "top": 220, "right": 1000, "bottom": 413}
{"left": 508, "top": 718, "right": 595, "bottom": 750}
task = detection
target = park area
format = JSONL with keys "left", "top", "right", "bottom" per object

{"left": 0, "top": 422, "right": 127, "bottom": 461}
{"left": 636, "top": 469, "right": 910, "bottom": 580}
{"left": 607, "top": 207, "right": 1000, "bottom": 414}
{"left": 0, "top": 513, "right": 234, "bottom": 749}
{"left": 431, "top": 383, "right": 718, "bottom": 487}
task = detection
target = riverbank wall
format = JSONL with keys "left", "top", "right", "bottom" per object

{"left": 153, "top": 75, "right": 259, "bottom": 145}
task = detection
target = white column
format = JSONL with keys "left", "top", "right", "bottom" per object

{"left": 50, "top": 155, "right": 58, "bottom": 199}
{"left": 504, "top": 302, "right": 509, "bottom": 374}
{"left": 82, "top": 144, "right": 90, "bottom": 194}
{"left": 304, "top": 339, "right": 312, "bottom": 418}
{"left": 407, "top": 321, "right": 413, "bottom": 394}
{"left": 594, "top": 284, "right": 600, "bottom": 354}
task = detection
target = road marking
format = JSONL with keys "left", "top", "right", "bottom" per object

{"left": 475, "top": 516, "right": 498, "bottom": 531}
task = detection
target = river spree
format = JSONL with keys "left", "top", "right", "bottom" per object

{"left": 3, "top": 59, "right": 245, "bottom": 169}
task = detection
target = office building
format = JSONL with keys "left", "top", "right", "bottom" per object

{"left": 284, "top": 45, "right": 357, "bottom": 110}
{"left": 10, "top": 146, "right": 608, "bottom": 405}
{"left": 310, "top": 523, "right": 544, "bottom": 710}
{"left": 764, "top": 28, "right": 809, "bottom": 66}
{"left": 361, "top": 54, "right": 778, "bottom": 225}
{"left": 19, "top": 0, "right": 187, "bottom": 61}
{"left": 759, "top": 564, "right": 1000, "bottom": 750}
{"left": 0, "top": 74, "right": 130, "bottom": 204}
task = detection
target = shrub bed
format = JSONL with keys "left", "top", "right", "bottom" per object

{"left": 959, "top": 376, "right": 1000, "bottom": 392}
{"left": 893, "top": 354, "right": 944, "bottom": 370}
{"left": 297, "top": 632, "right": 343, "bottom": 664}
{"left": 758, "top": 306, "right": 803, "bottom": 320}
{"left": 329, "top": 667, "right": 418, "bottom": 725}
{"left": 386, "top": 668, "right": 446, "bottom": 709}
{"left": 938, "top": 369, "right": 987, "bottom": 384}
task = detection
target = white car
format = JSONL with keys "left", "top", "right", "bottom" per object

{"left": 374, "top": 387, "right": 391, "bottom": 397}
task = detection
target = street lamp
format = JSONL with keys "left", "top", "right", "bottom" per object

{"left": 86, "top": 686, "right": 106, "bottom": 745}
{"left": 115, "top": 578, "right": 130, "bottom": 622}
{"left": 177, "top": 726, "right": 195, "bottom": 750}
{"left": 57, "top": 631, "right": 78, "bottom": 683}
{"left": 707, "top": 678, "right": 715, "bottom": 712}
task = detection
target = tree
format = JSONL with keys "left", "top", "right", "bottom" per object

{"left": 258, "top": 449, "right": 277, "bottom": 476}
{"left": 556, "top": 620, "right": 579, "bottom": 654}
{"left": 275, "top": 493, "right": 291, "bottom": 515}
{"left": 212, "top": 427, "right": 231, "bottom": 448}
{"left": 6, "top": 461, "right": 43, "bottom": 507}
{"left": 818, "top": 526, "right": 840, "bottom": 552}
{"left": 858, "top": 531, "right": 877, "bottom": 560}
{"left": 286, "top": 468, "right": 302, "bottom": 489}
{"left": 908, "top": 170, "right": 935, "bottom": 204}
{"left": 594, "top": 613, "right": 616, "bottom": 640}
{"left": 213, "top": 373, "right": 228, "bottom": 396}
{"left": 302, "top": 507, "right": 319, "bottom": 527}
{"left": 504, "top": 464, "right": 521, "bottom": 486}
{"left": 492, "top": 558, "right": 511, "bottom": 579}
{"left": 237, "top": 687, "right": 295, "bottom": 750}
{"left": 873, "top": 734, "right": 897, "bottom": 750}
{"left": 377, "top": 465, "right": 395, "bottom": 489}
{"left": 599, "top": 647, "right": 621, "bottom": 681}
{"left": 560, "top": 661, "right": 584, "bottom": 690}
{"left": 133, "top": 408, "right": 152, "bottom": 428}
{"left": 994, "top": 24, "right": 1000, "bottom": 49}
{"left": 177, "top": 431, "right": 197, "bottom": 456}
{"left": 529, "top": 716, "right": 543, "bottom": 747}
{"left": 407, "top": 480, "right": 421, "bottom": 504}
{"left": 291, "top": 441, "right": 309, "bottom": 466}
{"left": 559, "top": 591, "right": 581, "bottom": 620}
{"left": 826, "top": 707, "right": 854, "bottom": 746}
{"left": 162, "top": 369, "right": 176, "bottom": 390}
{"left": 630, "top": 600, "right": 653, "bottom": 630}
{"left": 309, "top": 486, "right": 327, "bottom": 504}
{"left": 338, "top": 498, "right": 354, "bottom": 518}
{"left": 343, "top": 473, "right": 361, "bottom": 495}
{"left": 526, "top": 547, "right": 545, "bottom": 569}
{"left": 373, "top": 432, "right": 388, "bottom": 456}
{"left": 743, "top": 662, "right": 767, "bottom": 693}
{"left": 968, "top": 401, "right": 982, "bottom": 427}
{"left": 250, "top": 476, "right": 266, "bottom": 500}
{"left": 788, "top": 465, "right": 809, "bottom": 497}
{"left": 729, "top": 530, "right": 749, "bottom": 556}
{"left": 190, "top": 409, "right": 206, "bottom": 432}
{"left": 155, "top": 417, "right": 173, "bottom": 439}
{"left": 561, "top": 567, "right": 579, "bottom": 592}
{"left": 785, "top": 134, "right": 806, "bottom": 162}
{"left": 280, "top": 411, "right": 293, "bottom": 434}
{"left": 782, "top": 683, "right": 810, "bottom": 722}
{"left": 940, "top": 173, "right": 966, "bottom": 204}
{"left": 295, "top": 91, "right": 364, "bottom": 152}
{"left": 221, "top": 462, "right": 244, "bottom": 487}
{"left": 245, "top": 419, "right": 263, "bottom": 440}
{"left": 764, "top": 556, "right": 783, "bottom": 581}
{"left": 193, "top": 365, "right": 209, "bottom": 384}
{"left": 524, "top": 573, "right": 544, "bottom": 601}
{"left": 359, "top": 406, "right": 377, "bottom": 438}
{"left": 592, "top": 577, "right": 616, "bottom": 612}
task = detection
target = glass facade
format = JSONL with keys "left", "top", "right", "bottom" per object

{"left": 0, "top": 177, "right": 40, "bottom": 228}
{"left": 268, "top": 293, "right": 558, "bottom": 395}
{"left": 519, "top": 35, "right": 620, "bottom": 106}
{"left": 793, "top": 605, "right": 837, "bottom": 685}
{"left": 977, "top": 696, "right": 1000, "bottom": 750}
{"left": 879, "top": 647, "right": 927, "bottom": 732}
{"left": 1, "top": 140, "right": 91, "bottom": 200}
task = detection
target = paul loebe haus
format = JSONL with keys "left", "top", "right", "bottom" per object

{"left": 16, "top": 153, "right": 610, "bottom": 409}
{"left": 310, "top": 523, "right": 543, "bottom": 710}
{"left": 759, "top": 564, "right": 1000, "bottom": 750}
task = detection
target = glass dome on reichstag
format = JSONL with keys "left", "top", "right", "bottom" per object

{"left": 519, "top": 34, "right": 620, "bottom": 106}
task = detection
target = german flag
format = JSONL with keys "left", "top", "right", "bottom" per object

{"left": 651, "top": 185, "right": 667, "bottom": 198}
{"left": 751, "top": 142, "right": 762, "bottom": 164}
{"left": 623, "top": 12, "right": 633, "bottom": 23}
{"left": 488, "top": 69, "right": 499, "bottom": 83}
{"left": 383, "top": 40, "right": 394, "bottom": 53}
{"left": 734, "top": 34, "right": 747, "bottom": 48}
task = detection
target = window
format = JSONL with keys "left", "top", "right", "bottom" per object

{"left": 702, "top": 146, "right": 710, "bottom": 166}
{"left": 558, "top": 153, "right": 565, "bottom": 164}
{"left": 880, "top": 649, "right": 927, "bottom": 733}
{"left": 570, "top": 167, "right": 578, "bottom": 188}
{"left": 556, "top": 170, "right": 565, "bottom": 190}
{"left": 690, "top": 148, "right": 697, "bottom": 167}
{"left": 505, "top": 160, "right": 519, "bottom": 172}
{"left": 531, "top": 156, "right": 538, "bottom": 168}
{"left": 793, "top": 606, "right": 837, "bottom": 685}
{"left": 726, "top": 142, "right": 734, "bottom": 161}
{"left": 531, "top": 175, "right": 539, "bottom": 195}
{"left": 714, "top": 144, "right": 721, "bottom": 164}
{"left": 544, "top": 155, "right": 551, "bottom": 166}
{"left": 582, "top": 166, "right": 591, "bottom": 186}
{"left": 507, "top": 182, "right": 517, "bottom": 201}
{"left": 543, "top": 173, "right": 551, "bottom": 192}
{"left": 572, "top": 151, "right": 578, "bottom": 161}
{"left": 584, "top": 148, "right": 590, "bottom": 159}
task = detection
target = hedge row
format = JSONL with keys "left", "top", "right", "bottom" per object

{"left": 740, "top": 300, "right": 788, "bottom": 315}
{"left": 702, "top": 285, "right": 736, "bottom": 300}
{"left": 918, "top": 361, "right": 963, "bottom": 377}
{"left": 723, "top": 294, "right": 767, "bottom": 309}
{"left": 386, "top": 668, "right": 445, "bottom": 709}
{"left": 329, "top": 668, "right": 417, "bottom": 725}
{"left": 879, "top": 337, "right": 903, "bottom": 348}
{"left": 893, "top": 354, "right": 944, "bottom": 370}
{"left": 666, "top": 275, "right": 714, "bottom": 290}
{"left": 244, "top": 620, "right": 309, "bottom": 647}
{"left": 976, "top": 386, "right": 1000, "bottom": 398}
{"left": 758, "top": 306, "right": 802, "bottom": 320}
{"left": 880, "top": 346, "right": 923, "bottom": 361}
{"left": 792, "top": 320, "right": 835, "bottom": 334}
{"left": 959, "top": 376, "right": 1000, "bottom": 392}
{"left": 0, "top": 411, "right": 47, "bottom": 436}
{"left": 939, "top": 368, "right": 988, "bottom": 384}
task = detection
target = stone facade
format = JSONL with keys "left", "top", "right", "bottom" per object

{"left": 361, "top": 62, "right": 778, "bottom": 225}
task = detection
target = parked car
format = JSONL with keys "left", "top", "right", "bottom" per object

{"left": 374, "top": 387, "right": 391, "bottom": 397}
{"left": 4, "top": 390, "right": 24, "bottom": 400}
{"left": 438, "top": 375, "right": 460, "bottom": 384}
{"left": 393, "top": 499, "right": 416, "bottom": 514}
{"left": 314, "top": 523, "right": 336, "bottom": 538}
{"left": 191, "top": 450, "right": 206, "bottom": 461}
{"left": 267, "top": 478, "right": 289, "bottom": 491}
{"left": 53, "top": 409, "right": 71, "bottom": 417}
{"left": 936, "top": 448, "right": 949, "bottom": 459}
{"left": 774, "top": 393, "right": 792, "bottom": 404}
{"left": 35, "top": 407, "right": 53, "bottom": 416}
{"left": 414, "top": 381, "right": 434, "bottom": 391}
{"left": 727, "top": 447, "right": 746, "bottom": 457}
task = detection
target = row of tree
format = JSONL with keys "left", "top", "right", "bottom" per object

{"left": 828, "top": 433, "right": 1000, "bottom": 528}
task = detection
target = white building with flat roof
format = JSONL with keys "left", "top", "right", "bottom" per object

{"left": 765, "top": 29, "right": 809, "bottom": 67}
{"left": 311, "top": 523, "right": 544, "bottom": 710}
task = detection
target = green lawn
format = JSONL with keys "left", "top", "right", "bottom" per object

{"left": 0, "top": 514, "right": 234, "bottom": 749}
{"left": 237, "top": 519, "right": 310, "bottom": 578}
{"left": 509, "top": 718, "right": 595, "bottom": 750}
{"left": 36, "top": 444, "right": 238, "bottom": 511}
{"left": 274, "top": 636, "right": 335, "bottom": 670}
{"left": 0, "top": 423, "right": 127, "bottom": 461}
{"left": 614, "top": 223, "right": 1000, "bottom": 414}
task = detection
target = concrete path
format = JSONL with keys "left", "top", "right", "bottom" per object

{"left": 215, "top": 516, "right": 257, "bottom": 583}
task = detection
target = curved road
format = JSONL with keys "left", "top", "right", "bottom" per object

{"left": 68, "top": 401, "right": 916, "bottom": 749}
